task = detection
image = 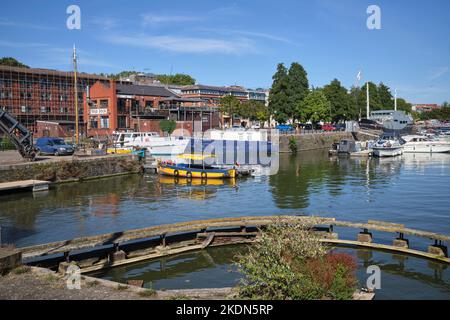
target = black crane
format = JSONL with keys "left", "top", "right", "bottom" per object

{"left": 0, "top": 109, "right": 37, "bottom": 161}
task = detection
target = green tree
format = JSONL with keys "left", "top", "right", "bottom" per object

{"left": 323, "top": 79, "right": 355, "bottom": 121}
{"left": 296, "top": 90, "right": 331, "bottom": 123}
{"left": 156, "top": 73, "right": 196, "bottom": 86}
{"left": 287, "top": 62, "right": 309, "bottom": 121}
{"left": 396, "top": 98, "right": 412, "bottom": 113}
{"left": 377, "top": 83, "right": 394, "bottom": 109}
{"left": 159, "top": 119, "right": 177, "bottom": 135}
{"left": 0, "top": 57, "right": 29, "bottom": 68}
{"left": 219, "top": 95, "right": 241, "bottom": 119}
{"left": 268, "top": 63, "right": 290, "bottom": 123}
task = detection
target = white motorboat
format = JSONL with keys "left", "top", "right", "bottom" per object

{"left": 112, "top": 131, "right": 190, "bottom": 156}
{"left": 402, "top": 135, "right": 450, "bottom": 153}
{"left": 372, "top": 133, "right": 404, "bottom": 157}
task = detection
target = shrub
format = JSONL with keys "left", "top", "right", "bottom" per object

{"left": 159, "top": 120, "right": 177, "bottom": 135}
{"left": 288, "top": 137, "right": 297, "bottom": 154}
{"left": 236, "top": 221, "right": 358, "bottom": 300}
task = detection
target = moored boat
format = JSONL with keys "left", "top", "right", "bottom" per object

{"left": 372, "top": 133, "right": 404, "bottom": 157}
{"left": 158, "top": 162, "right": 236, "bottom": 179}
{"left": 402, "top": 135, "right": 450, "bottom": 153}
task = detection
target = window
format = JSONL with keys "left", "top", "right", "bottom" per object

{"left": 59, "top": 107, "right": 68, "bottom": 114}
{"left": 0, "top": 91, "right": 12, "bottom": 99}
{"left": 117, "top": 116, "right": 127, "bottom": 128}
{"left": 100, "top": 116, "right": 110, "bottom": 129}
{"left": 21, "top": 106, "right": 31, "bottom": 113}
{"left": 90, "top": 116, "right": 98, "bottom": 129}
{"left": 40, "top": 106, "right": 51, "bottom": 113}
{"left": 100, "top": 99, "right": 109, "bottom": 108}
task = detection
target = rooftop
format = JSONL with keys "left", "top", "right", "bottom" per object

{"left": 0, "top": 65, "right": 108, "bottom": 80}
{"left": 116, "top": 84, "right": 178, "bottom": 97}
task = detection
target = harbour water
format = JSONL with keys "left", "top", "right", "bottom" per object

{"left": 1, "top": 150, "right": 449, "bottom": 298}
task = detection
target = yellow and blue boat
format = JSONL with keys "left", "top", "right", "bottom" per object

{"left": 157, "top": 154, "right": 236, "bottom": 179}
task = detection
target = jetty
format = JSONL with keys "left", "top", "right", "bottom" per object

{"left": 0, "top": 180, "right": 49, "bottom": 193}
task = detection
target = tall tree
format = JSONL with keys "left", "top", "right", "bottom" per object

{"left": 377, "top": 83, "right": 394, "bottom": 109}
{"left": 219, "top": 95, "right": 241, "bottom": 118}
{"left": 323, "top": 79, "right": 355, "bottom": 121}
{"left": 295, "top": 90, "right": 331, "bottom": 123}
{"left": 287, "top": 62, "right": 309, "bottom": 121}
{"left": 268, "top": 63, "right": 290, "bottom": 123}
{"left": 0, "top": 57, "right": 29, "bottom": 68}
{"left": 396, "top": 98, "right": 412, "bottom": 113}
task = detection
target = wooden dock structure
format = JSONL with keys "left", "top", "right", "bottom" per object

{"left": 0, "top": 180, "right": 50, "bottom": 193}
{"left": 17, "top": 216, "right": 450, "bottom": 275}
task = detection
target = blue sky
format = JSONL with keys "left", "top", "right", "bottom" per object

{"left": 0, "top": 0, "right": 449, "bottom": 103}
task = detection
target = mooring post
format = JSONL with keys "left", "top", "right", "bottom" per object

{"left": 358, "top": 228, "right": 373, "bottom": 243}
{"left": 428, "top": 239, "right": 448, "bottom": 258}
{"left": 63, "top": 251, "right": 70, "bottom": 263}
{"left": 393, "top": 232, "right": 409, "bottom": 248}
{"left": 161, "top": 233, "right": 166, "bottom": 247}
{"left": 109, "top": 243, "right": 126, "bottom": 263}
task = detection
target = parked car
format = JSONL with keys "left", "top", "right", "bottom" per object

{"left": 35, "top": 137, "right": 75, "bottom": 156}
{"left": 276, "top": 124, "right": 294, "bottom": 133}
{"left": 322, "top": 124, "right": 336, "bottom": 131}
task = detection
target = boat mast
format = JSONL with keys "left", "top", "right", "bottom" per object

{"left": 394, "top": 89, "right": 398, "bottom": 111}
{"left": 73, "top": 44, "right": 79, "bottom": 145}
{"left": 366, "top": 82, "right": 370, "bottom": 119}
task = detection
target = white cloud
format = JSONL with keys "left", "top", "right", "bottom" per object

{"left": 0, "top": 18, "right": 56, "bottom": 31}
{"left": 105, "top": 34, "right": 256, "bottom": 54}
{"left": 430, "top": 67, "right": 449, "bottom": 80}
{"left": 198, "top": 28, "right": 297, "bottom": 46}
{"left": 0, "top": 40, "right": 47, "bottom": 48}
{"left": 141, "top": 14, "right": 201, "bottom": 26}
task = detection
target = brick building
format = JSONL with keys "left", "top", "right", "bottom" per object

{"left": 412, "top": 104, "right": 441, "bottom": 113}
{"left": 0, "top": 65, "right": 108, "bottom": 137}
{"left": 180, "top": 84, "right": 267, "bottom": 107}
{"left": 84, "top": 81, "right": 220, "bottom": 137}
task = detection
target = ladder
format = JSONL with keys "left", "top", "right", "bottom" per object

{"left": 0, "top": 109, "right": 37, "bottom": 161}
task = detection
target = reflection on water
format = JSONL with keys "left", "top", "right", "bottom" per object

{"left": 93, "top": 245, "right": 450, "bottom": 300}
{"left": 91, "top": 245, "right": 248, "bottom": 290}
{"left": 1, "top": 151, "right": 449, "bottom": 246}
{"left": 1, "top": 150, "right": 449, "bottom": 297}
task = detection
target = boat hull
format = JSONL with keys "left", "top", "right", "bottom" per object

{"left": 403, "top": 143, "right": 450, "bottom": 153}
{"left": 372, "top": 147, "right": 404, "bottom": 157}
{"left": 158, "top": 164, "right": 236, "bottom": 179}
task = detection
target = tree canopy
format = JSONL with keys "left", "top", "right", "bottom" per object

{"left": 0, "top": 57, "right": 29, "bottom": 68}
{"left": 295, "top": 90, "right": 331, "bottom": 123}
{"left": 322, "top": 79, "right": 354, "bottom": 122}
{"left": 268, "top": 63, "right": 293, "bottom": 124}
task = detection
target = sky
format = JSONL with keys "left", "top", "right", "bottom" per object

{"left": 0, "top": 0, "right": 449, "bottom": 104}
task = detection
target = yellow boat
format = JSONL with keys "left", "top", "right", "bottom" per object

{"left": 158, "top": 162, "right": 236, "bottom": 179}
{"left": 158, "top": 176, "right": 236, "bottom": 186}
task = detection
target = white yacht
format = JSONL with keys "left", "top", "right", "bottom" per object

{"left": 372, "top": 133, "right": 405, "bottom": 157}
{"left": 402, "top": 135, "right": 450, "bottom": 153}
{"left": 112, "top": 131, "right": 190, "bottom": 156}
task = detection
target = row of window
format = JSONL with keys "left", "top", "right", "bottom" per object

{"left": 0, "top": 92, "right": 82, "bottom": 101}
{"left": 0, "top": 105, "right": 71, "bottom": 113}
{"left": 182, "top": 89, "right": 248, "bottom": 97}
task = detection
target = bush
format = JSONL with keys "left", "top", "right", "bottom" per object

{"left": 159, "top": 120, "right": 177, "bottom": 135}
{"left": 236, "top": 221, "right": 358, "bottom": 300}
{"left": 0, "top": 135, "right": 16, "bottom": 151}
{"left": 288, "top": 136, "right": 298, "bottom": 154}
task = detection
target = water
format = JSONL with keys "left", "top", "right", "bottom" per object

{"left": 1, "top": 150, "right": 449, "bottom": 298}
